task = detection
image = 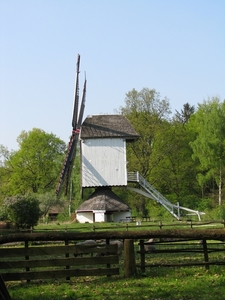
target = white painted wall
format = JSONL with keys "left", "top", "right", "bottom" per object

{"left": 76, "top": 211, "right": 131, "bottom": 223}
{"left": 93, "top": 210, "right": 106, "bottom": 222}
{"left": 81, "top": 138, "right": 127, "bottom": 187}
{"left": 76, "top": 212, "right": 93, "bottom": 223}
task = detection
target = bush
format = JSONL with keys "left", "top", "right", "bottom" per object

{"left": 210, "top": 204, "right": 225, "bottom": 220}
{"left": 57, "top": 209, "right": 71, "bottom": 222}
{"left": 4, "top": 195, "right": 41, "bottom": 229}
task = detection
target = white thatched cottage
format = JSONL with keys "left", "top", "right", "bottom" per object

{"left": 76, "top": 187, "right": 131, "bottom": 223}
{"left": 75, "top": 114, "right": 139, "bottom": 223}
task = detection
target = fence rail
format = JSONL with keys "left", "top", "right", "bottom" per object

{"left": 137, "top": 238, "right": 225, "bottom": 272}
{"left": 0, "top": 241, "right": 119, "bottom": 282}
{"left": 1, "top": 229, "right": 225, "bottom": 282}
{"left": 1, "top": 220, "right": 225, "bottom": 236}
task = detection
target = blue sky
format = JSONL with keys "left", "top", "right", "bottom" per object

{"left": 0, "top": 0, "right": 225, "bottom": 151}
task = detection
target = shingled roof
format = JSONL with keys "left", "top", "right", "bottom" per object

{"left": 80, "top": 114, "right": 139, "bottom": 141}
{"left": 76, "top": 188, "right": 130, "bottom": 212}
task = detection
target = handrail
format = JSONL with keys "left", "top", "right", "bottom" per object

{"left": 127, "top": 171, "right": 204, "bottom": 221}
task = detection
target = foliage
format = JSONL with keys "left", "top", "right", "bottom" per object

{"left": 208, "top": 204, "right": 225, "bottom": 220}
{"left": 119, "top": 88, "right": 171, "bottom": 215}
{"left": 57, "top": 210, "right": 71, "bottom": 222}
{"left": 174, "top": 102, "right": 195, "bottom": 123}
{"left": 3, "top": 128, "right": 66, "bottom": 195}
{"left": 3, "top": 195, "right": 41, "bottom": 229}
{"left": 37, "top": 192, "right": 63, "bottom": 219}
{"left": 121, "top": 88, "right": 171, "bottom": 177}
{"left": 189, "top": 97, "right": 225, "bottom": 205}
{"left": 0, "top": 145, "right": 14, "bottom": 203}
{"left": 148, "top": 121, "right": 200, "bottom": 202}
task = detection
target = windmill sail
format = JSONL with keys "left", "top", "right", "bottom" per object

{"left": 56, "top": 55, "right": 86, "bottom": 196}
{"left": 77, "top": 75, "right": 86, "bottom": 128}
{"left": 72, "top": 54, "right": 80, "bottom": 130}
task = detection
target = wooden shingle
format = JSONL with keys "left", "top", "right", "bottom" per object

{"left": 80, "top": 114, "right": 139, "bottom": 141}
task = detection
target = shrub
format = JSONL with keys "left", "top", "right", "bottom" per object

{"left": 4, "top": 195, "right": 41, "bottom": 229}
{"left": 57, "top": 209, "right": 70, "bottom": 222}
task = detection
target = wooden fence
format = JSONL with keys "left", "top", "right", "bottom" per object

{"left": 0, "top": 240, "right": 119, "bottom": 282}
{"left": 1, "top": 220, "right": 225, "bottom": 235}
{"left": 1, "top": 229, "right": 225, "bottom": 283}
{"left": 137, "top": 237, "right": 225, "bottom": 272}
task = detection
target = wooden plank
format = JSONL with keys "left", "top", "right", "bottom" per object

{"left": 0, "top": 244, "right": 117, "bottom": 257}
{"left": 0, "top": 245, "right": 76, "bottom": 257}
{"left": 2, "top": 267, "right": 120, "bottom": 281}
{"left": 1, "top": 229, "right": 225, "bottom": 245}
{"left": 74, "top": 244, "right": 117, "bottom": 256}
{"left": 0, "top": 255, "right": 119, "bottom": 269}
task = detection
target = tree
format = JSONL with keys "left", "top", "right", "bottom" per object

{"left": 189, "top": 97, "right": 225, "bottom": 205}
{"left": 5, "top": 128, "right": 66, "bottom": 195}
{"left": 149, "top": 120, "right": 200, "bottom": 208}
{"left": 174, "top": 103, "right": 195, "bottom": 124}
{"left": 3, "top": 195, "right": 41, "bottom": 229}
{"left": 0, "top": 145, "right": 14, "bottom": 203}
{"left": 121, "top": 88, "right": 171, "bottom": 177}
{"left": 37, "top": 191, "right": 63, "bottom": 221}
{"left": 120, "top": 88, "right": 171, "bottom": 215}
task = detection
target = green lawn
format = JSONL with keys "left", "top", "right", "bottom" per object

{"left": 6, "top": 266, "right": 225, "bottom": 300}
{"left": 34, "top": 219, "right": 225, "bottom": 232}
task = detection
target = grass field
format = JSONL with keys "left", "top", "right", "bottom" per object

{"left": 6, "top": 265, "right": 225, "bottom": 300}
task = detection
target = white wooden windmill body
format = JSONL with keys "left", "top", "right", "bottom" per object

{"left": 80, "top": 114, "right": 139, "bottom": 188}
{"left": 75, "top": 114, "right": 139, "bottom": 223}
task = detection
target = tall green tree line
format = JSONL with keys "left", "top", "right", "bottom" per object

{"left": 1, "top": 91, "right": 225, "bottom": 220}
{"left": 120, "top": 89, "right": 225, "bottom": 215}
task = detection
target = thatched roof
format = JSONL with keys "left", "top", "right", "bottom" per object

{"left": 47, "top": 206, "right": 64, "bottom": 214}
{"left": 80, "top": 114, "right": 139, "bottom": 141}
{"left": 76, "top": 188, "right": 130, "bottom": 212}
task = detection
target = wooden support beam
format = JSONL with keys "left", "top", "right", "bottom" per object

{"left": 124, "top": 239, "right": 136, "bottom": 278}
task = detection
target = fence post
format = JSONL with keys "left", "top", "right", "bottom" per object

{"left": 65, "top": 239, "right": 70, "bottom": 280}
{"left": 106, "top": 238, "right": 111, "bottom": 276}
{"left": 139, "top": 239, "right": 145, "bottom": 273}
{"left": 25, "top": 241, "right": 30, "bottom": 283}
{"left": 124, "top": 239, "right": 136, "bottom": 278}
{"left": 202, "top": 238, "right": 209, "bottom": 270}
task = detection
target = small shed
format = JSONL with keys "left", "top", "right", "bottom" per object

{"left": 47, "top": 206, "right": 64, "bottom": 221}
{"left": 76, "top": 187, "right": 131, "bottom": 223}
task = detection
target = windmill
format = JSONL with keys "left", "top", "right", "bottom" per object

{"left": 55, "top": 55, "right": 204, "bottom": 222}
{"left": 55, "top": 54, "right": 86, "bottom": 197}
